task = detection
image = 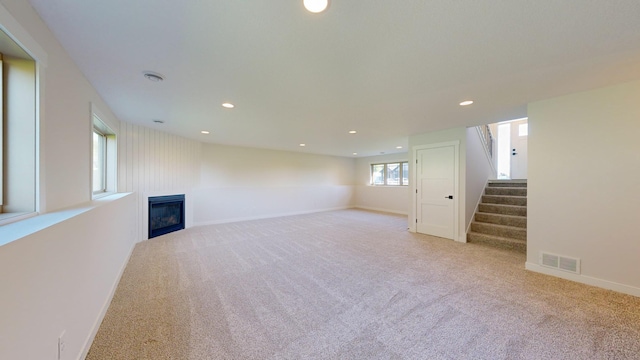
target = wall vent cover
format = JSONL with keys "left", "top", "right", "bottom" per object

{"left": 539, "top": 252, "right": 581, "bottom": 274}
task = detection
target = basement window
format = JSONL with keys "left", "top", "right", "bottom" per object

{"left": 91, "top": 111, "right": 117, "bottom": 198}
{"left": 0, "top": 29, "right": 38, "bottom": 225}
{"left": 371, "top": 162, "right": 409, "bottom": 186}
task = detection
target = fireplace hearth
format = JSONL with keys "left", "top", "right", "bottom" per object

{"left": 148, "top": 194, "right": 185, "bottom": 239}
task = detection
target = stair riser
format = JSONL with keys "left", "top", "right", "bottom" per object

{"left": 470, "top": 222, "right": 526, "bottom": 240}
{"left": 488, "top": 182, "right": 527, "bottom": 188}
{"left": 467, "top": 233, "right": 526, "bottom": 253}
{"left": 475, "top": 213, "right": 526, "bottom": 228}
{"left": 478, "top": 204, "right": 527, "bottom": 216}
{"left": 485, "top": 187, "right": 527, "bottom": 196}
{"left": 482, "top": 195, "right": 527, "bottom": 206}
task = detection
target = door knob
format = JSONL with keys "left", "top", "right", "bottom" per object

{"left": 445, "top": 195, "right": 453, "bottom": 199}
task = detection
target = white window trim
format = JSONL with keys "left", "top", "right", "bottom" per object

{"left": 370, "top": 161, "right": 409, "bottom": 186}
{"left": 91, "top": 104, "right": 117, "bottom": 199}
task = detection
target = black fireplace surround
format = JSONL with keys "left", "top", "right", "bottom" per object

{"left": 148, "top": 194, "right": 185, "bottom": 239}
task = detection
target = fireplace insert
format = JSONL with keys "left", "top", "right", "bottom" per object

{"left": 148, "top": 194, "right": 185, "bottom": 239}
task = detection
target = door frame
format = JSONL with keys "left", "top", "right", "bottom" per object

{"left": 412, "top": 141, "right": 460, "bottom": 241}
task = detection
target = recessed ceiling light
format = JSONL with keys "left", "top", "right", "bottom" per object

{"left": 459, "top": 100, "right": 474, "bottom": 106}
{"left": 352, "top": 152, "right": 358, "bottom": 156}
{"left": 348, "top": 130, "right": 357, "bottom": 134}
{"left": 303, "top": 0, "right": 329, "bottom": 13}
{"left": 152, "top": 119, "right": 164, "bottom": 124}
{"left": 143, "top": 71, "right": 164, "bottom": 82}
{"left": 396, "top": 146, "right": 403, "bottom": 149}
{"left": 299, "top": 143, "right": 306, "bottom": 147}
{"left": 222, "top": 102, "right": 235, "bottom": 109}
{"left": 201, "top": 130, "right": 210, "bottom": 134}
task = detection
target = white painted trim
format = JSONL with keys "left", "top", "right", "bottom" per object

{"left": 0, "top": 3, "right": 48, "bottom": 67}
{"left": 525, "top": 262, "right": 640, "bottom": 298}
{"left": 355, "top": 206, "right": 408, "bottom": 216}
{"left": 79, "top": 241, "right": 136, "bottom": 360}
{"left": 192, "top": 206, "right": 354, "bottom": 228}
{"left": 0, "top": 212, "right": 37, "bottom": 227}
{"left": 412, "top": 141, "right": 460, "bottom": 242}
{"left": 367, "top": 159, "right": 409, "bottom": 186}
{"left": 0, "top": 6, "right": 48, "bottom": 214}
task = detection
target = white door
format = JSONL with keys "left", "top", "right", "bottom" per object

{"left": 510, "top": 119, "right": 528, "bottom": 179}
{"left": 415, "top": 143, "right": 458, "bottom": 240}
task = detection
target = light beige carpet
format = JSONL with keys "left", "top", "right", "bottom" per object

{"left": 87, "top": 209, "right": 640, "bottom": 359}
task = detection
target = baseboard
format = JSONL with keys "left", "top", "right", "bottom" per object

{"left": 525, "top": 262, "right": 640, "bottom": 298}
{"left": 79, "top": 241, "right": 137, "bottom": 360}
{"left": 192, "top": 206, "right": 355, "bottom": 227}
{"left": 354, "top": 206, "right": 408, "bottom": 216}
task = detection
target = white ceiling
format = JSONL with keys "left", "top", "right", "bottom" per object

{"left": 27, "top": 0, "right": 640, "bottom": 157}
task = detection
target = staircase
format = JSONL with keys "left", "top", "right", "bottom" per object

{"left": 467, "top": 180, "right": 527, "bottom": 253}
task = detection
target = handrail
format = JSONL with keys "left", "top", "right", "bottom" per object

{"left": 475, "top": 124, "right": 497, "bottom": 175}
{"left": 478, "top": 124, "right": 494, "bottom": 159}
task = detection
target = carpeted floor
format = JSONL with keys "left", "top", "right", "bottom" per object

{"left": 86, "top": 209, "right": 640, "bottom": 359}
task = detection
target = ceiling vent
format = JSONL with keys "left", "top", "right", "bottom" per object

{"left": 143, "top": 71, "right": 164, "bottom": 82}
{"left": 540, "top": 252, "right": 581, "bottom": 274}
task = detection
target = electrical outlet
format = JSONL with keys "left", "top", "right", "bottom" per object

{"left": 58, "top": 330, "right": 66, "bottom": 360}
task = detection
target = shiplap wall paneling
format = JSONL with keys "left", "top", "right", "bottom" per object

{"left": 119, "top": 123, "right": 201, "bottom": 241}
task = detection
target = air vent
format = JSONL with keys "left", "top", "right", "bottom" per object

{"left": 539, "top": 252, "right": 580, "bottom": 274}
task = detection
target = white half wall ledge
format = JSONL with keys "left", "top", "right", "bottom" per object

{"left": 0, "top": 192, "right": 132, "bottom": 246}
{"left": 525, "top": 262, "right": 640, "bottom": 298}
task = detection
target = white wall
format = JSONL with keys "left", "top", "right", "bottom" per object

{"left": 354, "top": 154, "right": 409, "bottom": 215}
{"left": 0, "top": 0, "right": 122, "bottom": 212}
{"left": 409, "top": 127, "right": 467, "bottom": 241}
{"left": 118, "top": 122, "right": 201, "bottom": 240}
{"left": 0, "top": 2, "right": 139, "bottom": 359}
{"left": 0, "top": 194, "right": 137, "bottom": 360}
{"left": 526, "top": 80, "right": 640, "bottom": 297}
{"left": 193, "top": 144, "right": 356, "bottom": 225}
{"left": 465, "top": 127, "right": 495, "bottom": 230}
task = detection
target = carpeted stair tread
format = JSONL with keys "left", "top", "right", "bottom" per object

{"left": 467, "top": 232, "right": 527, "bottom": 253}
{"left": 484, "top": 187, "right": 527, "bottom": 196}
{"left": 478, "top": 203, "right": 527, "bottom": 216}
{"left": 482, "top": 195, "right": 527, "bottom": 206}
{"left": 487, "top": 180, "right": 527, "bottom": 188}
{"left": 469, "top": 179, "right": 528, "bottom": 252}
{"left": 474, "top": 212, "right": 527, "bottom": 228}
{"left": 470, "top": 222, "right": 527, "bottom": 240}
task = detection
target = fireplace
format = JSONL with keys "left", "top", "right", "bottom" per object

{"left": 148, "top": 194, "right": 185, "bottom": 239}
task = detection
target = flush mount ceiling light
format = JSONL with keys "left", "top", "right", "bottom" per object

{"left": 348, "top": 130, "right": 357, "bottom": 134}
{"left": 201, "top": 130, "right": 210, "bottom": 134}
{"left": 222, "top": 102, "right": 235, "bottom": 109}
{"left": 396, "top": 146, "right": 403, "bottom": 149}
{"left": 303, "top": 0, "right": 329, "bottom": 13}
{"left": 299, "top": 143, "right": 306, "bottom": 147}
{"left": 459, "top": 100, "right": 474, "bottom": 106}
{"left": 352, "top": 152, "right": 358, "bottom": 156}
{"left": 143, "top": 71, "right": 164, "bottom": 82}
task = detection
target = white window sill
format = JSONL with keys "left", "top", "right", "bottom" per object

{"left": 0, "top": 212, "right": 38, "bottom": 227}
{"left": 92, "top": 191, "right": 116, "bottom": 200}
{"left": 0, "top": 192, "right": 132, "bottom": 247}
